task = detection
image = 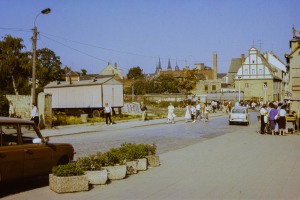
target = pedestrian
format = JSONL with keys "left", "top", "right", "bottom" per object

{"left": 195, "top": 101, "right": 201, "bottom": 120}
{"left": 191, "top": 104, "right": 196, "bottom": 123}
{"left": 104, "top": 102, "right": 113, "bottom": 125}
{"left": 31, "top": 103, "right": 39, "bottom": 127}
{"left": 167, "top": 102, "right": 175, "bottom": 124}
{"left": 184, "top": 102, "right": 191, "bottom": 122}
{"left": 259, "top": 104, "right": 267, "bottom": 134}
{"left": 278, "top": 105, "right": 287, "bottom": 136}
{"left": 203, "top": 103, "right": 209, "bottom": 121}
{"left": 9, "top": 101, "right": 15, "bottom": 118}
{"left": 140, "top": 101, "right": 147, "bottom": 121}
{"left": 268, "top": 103, "right": 278, "bottom": 135}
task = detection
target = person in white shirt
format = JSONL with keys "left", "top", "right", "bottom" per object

{"left": 104, "top": 102, "right": 113, "bottom": 125}
{"left": 195, "top": 101, "right": 201, "bottom": 120}
{"left": 167, "top": 102, "right": 175, "bottom": 124}
{"left": 31, "top": 103, "right": 39, "bottom": 127}
{"left": 191, "top": 104, "right": 197, "bottom": 123}
{"left": 259, "top": 104, "right": 267, "bottom": 134}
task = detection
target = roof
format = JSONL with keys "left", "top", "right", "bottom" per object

{"left": 0, "top": 117, "right": 33, "bottom": 125}
{"left": 228, "top": 58, "right": 242, "bottom": 73}
{"left": 44, "top": 77, "right": 122, "bottom": 89}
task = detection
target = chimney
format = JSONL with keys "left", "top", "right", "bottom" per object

{"left": 241, "top": 54, "right": 245, "bottom": 63}
{"left": 213, "top": 53, "right": 218, "bottom": 80}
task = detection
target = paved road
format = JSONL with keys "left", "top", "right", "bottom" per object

{"left": 5, "top": 111, "right": 299, "bottom": 200}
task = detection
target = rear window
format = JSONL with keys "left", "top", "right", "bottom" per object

{"left": 232, "top": 108, "right": 246, "bottom": 114}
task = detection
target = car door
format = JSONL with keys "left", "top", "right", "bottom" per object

{"left": 0, "top": 124, "right": 24, "bottom": 182}
{"left": 20, "top": 124, "right": 53, "bottom": 178}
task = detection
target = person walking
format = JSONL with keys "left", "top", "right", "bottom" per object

{"left": 260, "top": 104, "right": 267, "bottom": 134}
{"left": 104, "top": 102, "right": 113, "bottom": 125}
{"left": 278, "top": 105, "right": 287, "bottom": 136}
{"left": 31, "top": 103, "right": 39, "bottom": 127}
{"left": 195, "top": 101, "right": 201, "bottom": 121}
{"left": 167, "top": 102, "right": 175, "bottom": 124}
{"left": 191, "top": 104, "right": 196, "bottom": 123}
{"left": 9, "top": 101, "right": 15, "bottom": 118}
{"left": 140, "top": 101, "right": 147, "bottom": 121}
{"left": 202, "top": 103, "right": 209, "bottom": 122}
{"left": 184, "top": 103, "right": 191, "bottom": 122}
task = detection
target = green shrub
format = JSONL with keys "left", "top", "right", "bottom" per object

{"left": 76, "top": 155, "right": 102, "bottom": 171}
{"left": 52, "top": 162, "right": 84, "bottom": 177}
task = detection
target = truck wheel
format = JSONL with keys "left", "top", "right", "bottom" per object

{"left": 93, "top": 110, "right": 100, "bottom": 118}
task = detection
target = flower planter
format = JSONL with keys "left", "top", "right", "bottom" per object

{"left": 103, "top": 165, "right": 127, "bottom": 180}
{"left": 136, "top": 158, "right": 147, "bottom": 171}
{"left": 85, "top": 170, "right": 108, "bottom": 185}
{"left": 145, "top": 155, "right": 160, "bottom": 167}
{"left": 49, "top": 174, "right": 89, "bottom": 194}
{"left": 126, "top": 160, "right": 138, "bottom": 175}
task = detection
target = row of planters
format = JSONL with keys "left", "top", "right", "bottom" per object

{"left": 49, "top": 143, "right": 160, "bottom": 193}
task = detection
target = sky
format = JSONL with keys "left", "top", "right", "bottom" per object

{"left": 0, "top": 0, "right": 299, "bottom": 75}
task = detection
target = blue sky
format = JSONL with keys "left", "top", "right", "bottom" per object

{"left": 0, "top": 0, "right": 299, "bottom": 75}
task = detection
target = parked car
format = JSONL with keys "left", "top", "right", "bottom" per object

{"left": 228, "top": 106, "right": 250, "bottom": 125}
{"left": 0, "top": 117, "right": 75, "bottom": 182}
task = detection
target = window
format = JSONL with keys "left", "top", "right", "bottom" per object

{"left": 252, "top": 69, "right": 255, "bottom": 74}
{"left": 204, "top": 85, "right": 208, "bottom": 91}
{"left": 212, "top": 85, "right": 216, "bottom": 91}
{"left": 245, "top": 83, "right": 249, "bottom": 89}
{"left": 252, "top": 60, "right": 255, "bottom": 64}
{"left": 244, "top": 69, "right": 248, "bottom": 74}
{"left": 259, "top": 69, "right": 263, "bottom": 74}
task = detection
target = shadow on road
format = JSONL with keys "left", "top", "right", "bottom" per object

{"left": 0, "top": 175, "right": 49, "bottom": 198}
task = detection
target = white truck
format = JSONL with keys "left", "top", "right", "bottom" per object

{"left": 44, "top": 77, "right": 123, "bottom": 117}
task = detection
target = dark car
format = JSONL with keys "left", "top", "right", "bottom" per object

{"left": 0, "top": 117, "right": 75, "bottom": 182}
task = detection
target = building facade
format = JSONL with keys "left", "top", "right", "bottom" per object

{"left": 234, "top": 47, "right": 286, "bottom": 102}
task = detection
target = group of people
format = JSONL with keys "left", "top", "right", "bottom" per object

{"left": 260, "top": 102, "right": 288, "bottom": 135}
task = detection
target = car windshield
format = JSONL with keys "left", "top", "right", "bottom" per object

{"left": 0, "top": 123, "right": 38, "bottom": 146}
{"left": 232, "top": 108, "right": 246, "bottom": 114}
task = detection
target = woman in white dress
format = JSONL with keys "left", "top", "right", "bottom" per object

{"left": 185, "top": 103, "right": 191, "bottom": 122}
{"left": 167, "top": 102, "right": 175, "bottom": 124}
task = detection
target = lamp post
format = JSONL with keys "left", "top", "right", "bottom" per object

{"left": 263, "top": 83, "right": 267, "bottom": 103}
{"left": 238, "top": 76, "right": 241, "bottom": 102}
{"left": 32, "top": 8, "right": 51, "bottom": 106}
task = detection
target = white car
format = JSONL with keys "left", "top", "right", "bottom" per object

{"left": 229, "top": 106, "right": 250, "bottom": 125}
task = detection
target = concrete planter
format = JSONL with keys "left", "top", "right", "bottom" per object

{"left": 49, "top": 174, "right": 89, "bottom": 194}
{"left": 126, "top": 160, "right": 138, "bottom": 175}
{"left": 145, "top": 155, "right": 160, "bottom": 167}
{"left": 103, "top": 165, "right": 127, "bottom": 180}
{"left": 85, "top": 170, "right": 108, "bottom": 185}
{"left": 136, "top": 158, "right": 147, "bottom": 171}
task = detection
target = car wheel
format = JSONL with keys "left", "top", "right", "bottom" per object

{"left": 57, "top": 156, "right": 69, "bottom": 166}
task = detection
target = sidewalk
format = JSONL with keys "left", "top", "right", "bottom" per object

{"left": 4, "top": 114, "right": 300, "bottom": 200}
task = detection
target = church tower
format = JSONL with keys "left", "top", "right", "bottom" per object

{"left": 167, "top": 57, "right": 172, "bottom": 71}
{"left": 155, "top": 57, "right": 162, "bottom": 74}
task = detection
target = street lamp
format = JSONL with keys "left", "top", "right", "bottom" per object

{"left": 263, "top": 83, "right": 267, "bottom": 103}
{"left": 32, "top": 8, "right": 51, "bottom": 106}
{"left": 238, "top": 76, "right": 241, "bottom": 102}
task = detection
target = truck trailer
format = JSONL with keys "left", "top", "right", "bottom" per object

{"left": 44, "top": 77, "right": 123, "bottom": 117}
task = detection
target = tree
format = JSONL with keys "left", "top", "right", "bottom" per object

{"left": 151, "top": 74, "right": 179, "bottom": 94}
{"left": 127, "top": 66, "right": 144, "bottom": 80}
{"left": 35, "top": 48, "right": 62, "bottom": 93}
{"left": 81, "top": 69, "right": 87, "bottom": 76}
{"left": 178, "top": 68, "right": 200, "bottom": 93}
{"left": 0, "top": 35, "right": 31, "bottom": 95}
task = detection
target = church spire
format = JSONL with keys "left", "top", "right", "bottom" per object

{"left": 167, "top": 57, "right": 172, "bottom": 71}
{"left": 155, "top": 57, "right": 162, "bottom": 74}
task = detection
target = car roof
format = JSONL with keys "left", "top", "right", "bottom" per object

{"left": 0, "top": 117, "right": 34, "bottom": 125}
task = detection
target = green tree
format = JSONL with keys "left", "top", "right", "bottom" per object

{"left": 178, "top": 68, "right": 200, "bottom": 93}
{"left": 0, "top": 35, "right": 31, "bottom": 95}
{"left": 152, "top": 74, "right": 179, "bottom": 94}
{"left": 35, "top": 48, "right": 62, "bottom": 93}
{"left": 81, "top": 69, "right": 87, "bottom": 76}
{"left": 127, "top": 66, "right": 144, "bottom": 80}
